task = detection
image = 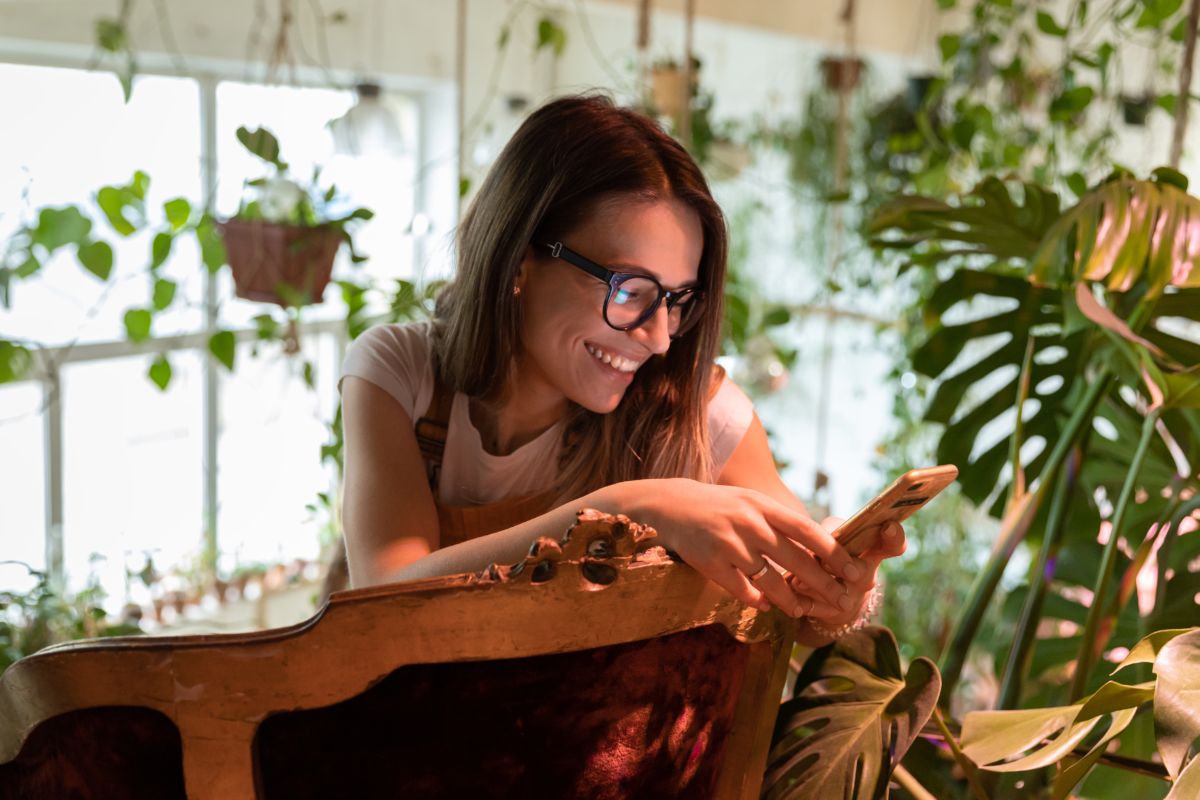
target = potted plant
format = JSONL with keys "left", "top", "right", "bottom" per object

{"left": 218, "top": 126, "right": 373, "bottom": 309}
{"left": 649, "top": 56, "right": 700, "bottom": 119}
{"left": 819, "top": 55, "right": 865, "bottom": 93}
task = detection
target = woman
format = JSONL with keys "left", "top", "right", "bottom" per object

{"left": 338, "top": 94, "right": 901, "bottom": 644}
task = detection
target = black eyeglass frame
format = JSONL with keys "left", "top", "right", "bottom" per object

{"left": 536, "top": 241, "right": 705, "bottom": 338}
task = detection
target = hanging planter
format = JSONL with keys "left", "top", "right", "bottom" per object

{"left": 650, "top": 59, "right": 699, "bottom": 118}
{"left": 223, "top": 125, "right": 372, "bottom": 310}
{"left": 820, "top": 56, "right": 865, "bottom": 93}
{"left": 1120, "top": 93, "right": 1154, "bottom": 126}
{"left": 218, "top": 218, "right": 342, "bottom": 307}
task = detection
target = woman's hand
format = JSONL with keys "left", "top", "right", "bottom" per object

{"left": 616, "top": 478, "right": 867, "bottom": 617}
{"left": 788, "top": 517, "right": 907, "bottom": 633}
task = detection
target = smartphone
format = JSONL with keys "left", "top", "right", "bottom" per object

{"left": 832, "top": 465, "right": 959, "bottom": 557}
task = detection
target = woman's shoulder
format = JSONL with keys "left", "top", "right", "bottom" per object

{"left": 339, "top": 320, "right": 436, "bottom": 418}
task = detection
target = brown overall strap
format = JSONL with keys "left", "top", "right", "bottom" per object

{"left": 414, "top": 374, "right": 453, "bottom": 492}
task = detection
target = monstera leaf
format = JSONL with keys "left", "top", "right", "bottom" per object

{"left": 1030, "top": 172, "right": 1200, "bottom": 297}
{"left": 961, "top": 628, "right": 1200, "bottom": 800}
{"left": 762, "top": 626, "right": 940, "bottom": 799}
{"left": 874, "top": 174, "right": 1200, "bottom": 511}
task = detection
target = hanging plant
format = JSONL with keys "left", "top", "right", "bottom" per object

{"left": 219, "top": 126, "right": 372, "bottom": 312}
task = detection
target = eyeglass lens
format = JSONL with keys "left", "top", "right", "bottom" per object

{"left": 607, "top": 276, "right": 700, "bottom": 334}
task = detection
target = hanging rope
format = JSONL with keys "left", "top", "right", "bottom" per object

{"left": 1169, "top": 0, "right": 1199, "bottom": 168}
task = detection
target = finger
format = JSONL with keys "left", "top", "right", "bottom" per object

{"left": 755, "top": 500, "right": 863, "bottom": 582}
{"left": 749, "top": 562, "right": 816, "bottom": 618}
{"left": 791, "top": 581, "right": 867, "bottom": 622}
{"left": 860, "top": 521, "right": 907, "bottom": 561}
{"left": 714, "top": 563, "right": 771, "bottom": 612}
{"left": 819, "top": 516, "right": 845, "bottom": 532}
{"left": 752, "top": 537, "right": 855, "bottom": 608}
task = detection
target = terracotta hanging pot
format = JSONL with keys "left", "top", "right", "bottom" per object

{"left": 217, "top": 218, "right": 343, "bottom": 307}
{"left": 820, "top": 56, "right": 865, "bottom": 92}
{"left": 651, "top": 64, "right": 694, "bottom": 118}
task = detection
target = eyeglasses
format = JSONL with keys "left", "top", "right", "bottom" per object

{"left": 536, "top": 241, "right": 705, "bottom": 338}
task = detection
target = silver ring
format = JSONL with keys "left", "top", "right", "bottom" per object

{"left": 747, "top": 561, "right": 772, "bottom": 582}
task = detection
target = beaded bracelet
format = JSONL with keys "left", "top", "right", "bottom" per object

{"left": 807, "top": 584, "right": 884, "bottom": 640}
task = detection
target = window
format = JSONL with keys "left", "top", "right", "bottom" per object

{"left": 0, "top": 60, "right": 425, "bottom": 612}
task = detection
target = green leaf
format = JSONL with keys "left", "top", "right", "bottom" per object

{"left": 938, "top": 33, "right": 960, "bottom": 61}
{"left": 1153, "top": 628, "right": 1200, "bottom": 779}
{"left": 253, "top": 313, "right": 280, "bottom": 340}
{"left": 535, "top": 17, "right": 567, "bottom": 56}
{"left": 76, "top": 240, "right": 114, "bottom": 281}
{"left": 151, "top": 278, "right": 176, "bottom": 311}
{"left": 95, "top": 174, "right": 148, "bottom": 236}
{"left": 1113, "top": 628, "right": 1195, "bottom": 672}
{"left": 1050, "top": 86, "right": 1095, "bottom": 121}
{"left": 1153, "top": 166, "right": 1189, "bottom": 191}
{"left": 0, "top": 340, "right": 33, "bottom": 383}
{"left": 762, "top": 627, "right": 940, "bottom": 799}
{"left": 1166, "top": 754, "right": 1200, "bottom": 799}
{"left": 303, "top": 360, "right": 315, "bottom": 389}
{"left": 196, "top": 215, "right": 227, "bottom": 273}
{"left": 459, "top": 177, "right": 472, "bottom": 198}
{"left": 123, "top": 308, "right": 152, "bottom": 342}
{"left": 936, "top": 0, "right": 956, "bottom": 8}
{"left": 163, "top": 197, "right": 191, "bottom": 230}
{"left": 497, "top": 24, "right": 510, "bottom": 48}
{"left": 14, "top": 253, "right": 41, "bottom": 279}
{"left": 1066, "top": 172, "right": 1089, "bottom": 199}
{"left": 34, "top": 206, "right": 92, "bottom": 252}
{"left": 94, "top": 17, "right": 127, "bottom": 52}
{"left": 208, "top": 330, "right": 236, "bottom": 371}
{"left": 147, "top": 354, "right": 172, "bottom": 390}
{"left": 236, "top": 126, "right": 283, "bottom": 168}
{"left": 763, "top": 307, "right": 791, "bottom": 327}
{"left": 1137, "top": 0, "right": 1185, "bottom": 28}
{"left": 150, "top": 231, "right": 173, "bottom": 270}
{"left": 1036, "top": 10, "right": 1068, "bottom": 36}
{"left": 1158, "top": 94, "right": 1178, "bottom": 116}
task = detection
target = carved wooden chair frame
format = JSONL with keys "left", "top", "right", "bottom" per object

{"left": 0, "top": 510, "right": 794, "bottom": 798}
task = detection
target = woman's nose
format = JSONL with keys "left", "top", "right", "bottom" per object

{"left": 632, "top": 303, "right": 672, "bottom": 354}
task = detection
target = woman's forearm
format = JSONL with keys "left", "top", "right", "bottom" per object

{"left": 376, "top": 482, "right": 642, "bottom": 584}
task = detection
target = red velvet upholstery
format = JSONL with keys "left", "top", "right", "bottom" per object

{"left": 253, "top": 624, "right": 754, "bottom": 799}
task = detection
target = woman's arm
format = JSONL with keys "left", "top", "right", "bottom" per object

{"left": 342, "top": 378, "right": 859, "bottom": 609}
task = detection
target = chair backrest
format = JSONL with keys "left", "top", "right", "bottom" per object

{"left": 0, "top": 510, "right": 793, "bottom": 799}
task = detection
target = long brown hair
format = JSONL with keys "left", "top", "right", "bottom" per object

{"left": 433, "top": 94, "right": 728, "bottom": 502}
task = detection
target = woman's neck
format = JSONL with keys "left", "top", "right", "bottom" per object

{"left": 469, "top": 370, "right": 569, "bottom": 456}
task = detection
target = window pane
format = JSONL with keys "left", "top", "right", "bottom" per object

{"left": 0, "top": 383, "right": 46, "bottom": 590}
{"left": 61, "top": 352, "right": 205, "bottom": 601}
{"left": 0, "top": 65, "right": 202, "bottom": 345}
{"left": 216, "top": 334, "right": 339, "bottom": 571}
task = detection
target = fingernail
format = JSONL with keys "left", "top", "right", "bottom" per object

{"left": 837, "top": 593, "right": 854, "bottom": 611}
{"left": 843, "top": 561, "right": 863, "bottom": 581}
{"left": 759, "top": 599, "right": 771, "bottom": 612}
{"left": 792, "top": 601, "right": 806, "bottom": 618}
{"left": 884, "top": 522, "right": 901, "bottom": 538}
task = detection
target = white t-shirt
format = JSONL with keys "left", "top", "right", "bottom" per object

{"left": 339, "top": 321, "right": 755, "bottom": 506}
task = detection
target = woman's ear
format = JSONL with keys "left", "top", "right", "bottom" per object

{"left": 514, "top": 245, "right": 535, "bottom": 295}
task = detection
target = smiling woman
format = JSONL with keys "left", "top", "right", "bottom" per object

{"left": 336, "top": 94, "right": 905, "bottom": 646}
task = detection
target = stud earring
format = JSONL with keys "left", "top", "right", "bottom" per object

{"left": 513, "top": 285, "right": 522, "bottom": 296}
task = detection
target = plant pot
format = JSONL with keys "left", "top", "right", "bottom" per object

{"left": 217, "top": 218, "right": 342, "bottom": 307}
{"left": 651, "top": 66, "right": 694, "bottom": 118}
{"left": 906, "top": 74, "right": 937, "bottom": 112}
{"left": 820, "top": 56, "right": 865, "bottom": 93}
{"left": 1120, "top": 93, "right": 1153, "bottom": 126}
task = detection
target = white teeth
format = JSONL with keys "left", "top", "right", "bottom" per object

{"left": 585, "top": 343, "right": 639, "bottom": 373}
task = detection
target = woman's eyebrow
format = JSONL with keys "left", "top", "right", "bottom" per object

{"left": 607, "top": 260, "right": 700, "bottom": 291}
